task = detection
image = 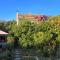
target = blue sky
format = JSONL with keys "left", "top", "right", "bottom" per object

{"left": 0, "top": 0, "right": 60, "bottom": 20}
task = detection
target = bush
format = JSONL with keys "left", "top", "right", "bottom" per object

{"left": 7, "top": 19, "right": 60, "bottom": 57}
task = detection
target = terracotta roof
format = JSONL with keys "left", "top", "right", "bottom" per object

{"left": 0, "top": 30, "right": 8, "bottom": 35}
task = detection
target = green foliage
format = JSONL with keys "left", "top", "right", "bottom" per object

{"left": 5, "top": 16, "right": 60, "bottom": 57}
{"left": 7, "top": 35, "right": 14, "bottom": 46}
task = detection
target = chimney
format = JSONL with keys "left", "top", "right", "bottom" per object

{"left": 16, "top": 12, "right": 19, "bottom": 25}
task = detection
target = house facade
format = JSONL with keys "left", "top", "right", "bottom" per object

{"left": 16, "top": 12, "right": 48, "bottom": 25}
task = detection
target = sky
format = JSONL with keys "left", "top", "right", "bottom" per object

{"left": 0, "top": 0, "right": 60, "bottom": 21}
